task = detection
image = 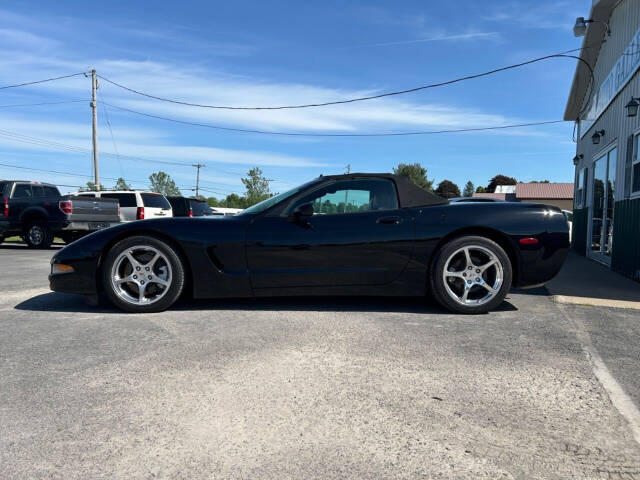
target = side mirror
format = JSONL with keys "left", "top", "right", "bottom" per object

{"left": 294, "top": 203, "right": 314, "bottom": 217}
{"left": 289, "top": 203, "right": 314, "bottom": 225}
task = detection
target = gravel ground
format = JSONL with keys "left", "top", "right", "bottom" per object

{"left": 1, "top": 246, "right": 639, "bottom": 479}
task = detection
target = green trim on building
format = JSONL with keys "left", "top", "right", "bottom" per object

{"left": 571, "top": 207, "right": 588, "bottom": 256}
{"left": 611, "top": 199, "right": 640, "bottom": 280}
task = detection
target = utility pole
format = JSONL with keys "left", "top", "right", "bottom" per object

{"left": 90, "top": 69, "right": 100, "bottom": 189}
{"left": 193, "top": 163, "right": 205, "bottom": 198}
{"left": 346, "top": 164, "right": 351, "bottom": 174}
{"left": 266, "top": 178, "right": 275, "bottom": 195}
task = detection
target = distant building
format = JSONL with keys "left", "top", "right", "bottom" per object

{"left": 472, "top": 183, "right": 573, "bottom": 208}
{"left": 515, "top": 183, "right": 574, "bottom": 210}
{"left": 494, "top": 185, "right": 516, "bottom": 194}
{"left": 565, "top": 0, "right": 640, "bottom": 279}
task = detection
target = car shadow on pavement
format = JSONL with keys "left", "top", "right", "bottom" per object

{"left": 0, "top": 244, "right": 63, "bottom": 250}
{"left": 14, "top": 292, "right": 518, "bottom": 315}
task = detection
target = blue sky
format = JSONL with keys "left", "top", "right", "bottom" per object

{"left": 0, "top": 1, "right": 585, "bottom": 196}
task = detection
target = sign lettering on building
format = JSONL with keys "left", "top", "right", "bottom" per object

{"left": 580, "top": 26, "right": 640, "bottom": 137}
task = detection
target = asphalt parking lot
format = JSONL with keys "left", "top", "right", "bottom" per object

{"left": 1, "top": 245, "right": 640, "bottom": 479}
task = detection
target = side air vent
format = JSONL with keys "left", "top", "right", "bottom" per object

{"left": 206, "top": 246, "right": 224, "bottom": 271}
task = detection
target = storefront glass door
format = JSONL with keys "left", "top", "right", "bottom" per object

{"left": 589, "top": 147, "right": 616, "bottom": 262}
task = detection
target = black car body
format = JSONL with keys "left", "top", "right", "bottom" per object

{"left": 50, "top": 174, "right": 569, "bottom": 314}
{"left": 0, "top": 180, "right": 120, "bottom": 247}
{"left": 166, "top": 196, "right": 214, "bottom": 217}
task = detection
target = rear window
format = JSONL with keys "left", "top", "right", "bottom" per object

{"left": 190, "top": 199, "right": 213, "bottom": 216}
{"left": 0, "top": 182, "right": 7, "bottom": 195}
{"left": 12, "top": 184, "right": 32, "bottom": 198}
{"left": 102, "top": 193, "right": 136, "bottom": 207}
{"left": 141, "top": 193, "right": 171, "bottom": 209}
{"left": 167, "top": 197, "right": 188, "bottom": 216}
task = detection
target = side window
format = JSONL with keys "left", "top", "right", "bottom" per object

{"left": 102, "top": 193, "right": 136, "bottom": 207}
{"left": 78, "top": 193, "right": 96, "bottom": 197}
{"left": 43, "top": 186, "right": 60, "bottom": 197}
{"left": 32, "top": 185, "right": 45, "bottom": 197}
{"left": 12, "top": 184, "right": 33, "bottom": 198}
{"left": 293, "top": 179, "right": 398, "bottom": 215}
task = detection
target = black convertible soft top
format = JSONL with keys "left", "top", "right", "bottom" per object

{"left": 318, "top": 173, "right": 448, "bottom": 208}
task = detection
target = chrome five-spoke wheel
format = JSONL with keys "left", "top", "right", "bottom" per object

{"left": 431, "top": 235, "right": 512, "bottom": 314}
{"left": 443, "top": 245, "right": 503, "bottom": 306}
{"left": 110, "top": 245, "right": 172, "bottom": 306}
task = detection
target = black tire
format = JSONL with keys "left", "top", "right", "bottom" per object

{"left": 430, "top": 235, "right": 512, "bottom": 314}
{"left": 102, "top": 235, "right": 185, "bottom": 313}
{"left": 24, "top": 222, "right": 53, "bottom": 249}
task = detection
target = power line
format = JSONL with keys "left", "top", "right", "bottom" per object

{"left": 101, "top": 101, "right": 565, "bottom": 136}
{"left": 0, "top": 100, "right": 86, "bottom": 108}
{"left": 97, "top": 47, "right": 590, "bottom": 110}
{"left": 0, "top": 72, "right": 87, "bottom": 90}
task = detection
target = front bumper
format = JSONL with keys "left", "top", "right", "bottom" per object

{"left": 49, "top": 249, "right": 101, "bottom": 295}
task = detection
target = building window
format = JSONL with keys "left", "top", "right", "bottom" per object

{"left": 633, "top": 133, "right": 640, "bottom": 194}
{"left": 576, "top": 168, "right": 588, "bottom": 207}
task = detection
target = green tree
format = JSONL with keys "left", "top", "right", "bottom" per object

{"left": 486, "top": 174, "right": 517, "bottom": 193}
{"left": 79, "top": 181, "right": 104, "bottom": 192}
{"left": 435, "top": 179, "right": 461, "bottom": 199}
{"left": 221, "top": 193, "right": 248, "bottom": 209}
{"left": 113, "top": 177, "right": 132, "bottom": 190}
{"left": 392, "top": 163, "right": 434, "bottom": 192}
{"left": 462, "top": 181, "right": 475, "bottom": 197}
{"left": 206, "top": 197, "right": 220, "bottom": 207}
{"left": 528, "top": 179, "right": 550, "bottom": 183}
{"left": 149, "top": 171, "right": 181, "bottom": 196}
{"left": 241, "top": 167, "right": 271, "bottom": 206}
{"left": 475, "top": 186, "right": 487, "bottom": 193}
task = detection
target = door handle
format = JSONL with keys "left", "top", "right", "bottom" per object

{"left": 376, "top": 216, "right": 402, "bottom": 225}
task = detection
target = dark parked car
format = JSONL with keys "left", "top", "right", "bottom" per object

{"left": 0, "top": 180, "right": 120, "bottom": 248}
{"left": 166, "top": 196, "right": 213, "bottom": 217}
{"left": 50, "top": 173, "right": 569, "bottom": 314}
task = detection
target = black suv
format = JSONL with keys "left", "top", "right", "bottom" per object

{"left": 166, "top": 196, "right": 213, "bottom": 217}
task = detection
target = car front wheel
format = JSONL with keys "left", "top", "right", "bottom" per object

{"left": 430, "top": 235, "right": 512, "bottom": 314}
{"left": 102, "top": 235, "right": 185, "bottom": 313}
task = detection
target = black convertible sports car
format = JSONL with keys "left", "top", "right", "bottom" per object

{"left": 49, "top": 173, "right": 569, "bottom": 314}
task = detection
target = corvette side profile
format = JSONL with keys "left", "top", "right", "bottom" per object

{"left": 49, "top": 173, "right": 569, "bottom": 314}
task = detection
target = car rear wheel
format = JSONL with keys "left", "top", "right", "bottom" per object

{"left": 102, "top": 235, "right": 185, "bottom": 313}
{"left": 24, "top": 222, "right": 53, "bottom": 249}
{"left": 430, "top": 235, "right": 512, "bottom": 314}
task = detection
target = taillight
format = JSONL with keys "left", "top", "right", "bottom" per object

{"left": 188, "top": 207, "right": 193, "bottom": 218}
{"left": 519, "top": 237, "right": 539, "bottom": 245}
{"left": 59, "top": 200, "right": 73, "bottom": 215}
{"left": 136, "top": 206, "right": 145, "bottom": 220}
{"left": 117, "top": 204, "right": 120, "bottom": 217}
{"left": 2, "top": 197, "right": 8, "bottom": 217}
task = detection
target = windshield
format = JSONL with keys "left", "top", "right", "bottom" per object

{"left": 237, "top": 180, "right": 319, "bottom": 215}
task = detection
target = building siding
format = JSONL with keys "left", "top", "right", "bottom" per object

{"left": 572, "top": 207, "right": 589, "bottom": 256}
{"left": 611, "top": 199, "right": 640, "bottom": 279}
{"left": 574, "top": 0, "right": 640, "bottom": 207}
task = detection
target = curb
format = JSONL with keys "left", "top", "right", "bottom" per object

{"left": 551, "top": 294, "right": 640, "bottom": 311}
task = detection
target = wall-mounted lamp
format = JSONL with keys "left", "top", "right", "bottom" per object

{"left": 573, "top": 16, "right": 611, "bottom": 37}
{"left": 573, "top": 154, "right": 583, "bottom": 165}
{"left": 591, "top": 130, "right": 605, "bottom": 145}
{"left": 625, "top": 97, "right": 640, "bottom": 117}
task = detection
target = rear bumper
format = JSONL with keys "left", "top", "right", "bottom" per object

{"left": 514, "top": 231, "right": 569, "bottom": 288}
{"left": 61, "top": 221, "right": 119, "bottom": 232}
